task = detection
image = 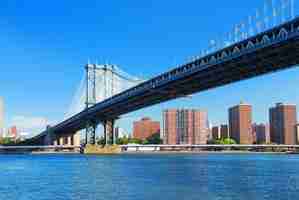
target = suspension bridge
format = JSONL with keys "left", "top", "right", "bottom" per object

{"left": 25, "top": 0, "right": 299, "bottom": 147}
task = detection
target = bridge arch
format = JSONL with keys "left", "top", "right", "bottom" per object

{"left": 246, "top": 41, "right": 255, "bottom": 49}
{"left": 221, "top": 51, "right": 228, "bottom": 59}
{"left": 261, "top": 35, "right": 271, "bottom": 44}
{"left": 278, "top": 28, "right": 288, "bottom": 39}
{"left": 233, "top": 46, "right": 241, "bottom": 54}
{"left": 210, "top": 56, "right": 217, "bottom": 63}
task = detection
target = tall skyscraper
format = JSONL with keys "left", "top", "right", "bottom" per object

{"left": 0, "top": 97, "right": 4, "bottom": 137}
{"left": 269, "top": 103, "right": 297, "bottom": 145}
{"left": 163, "top": 109, "right": 209, "bottom": 145}
{"left": 229, "top": 103, "right": 252, "bottom": 144}
{"left": 133, "top": 117, "right": 160, "bottom": 140}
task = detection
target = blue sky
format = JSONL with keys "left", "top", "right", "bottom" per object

{"left": 0, "top": 0, "right": 299, "bottom": 135}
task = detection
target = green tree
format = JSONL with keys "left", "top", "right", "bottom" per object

{"left": 128, "top": 138, "right": 142, "bottom": 144}
{"left": 146, "top": 133, "right": 163, "bottom": 144}
{"left": 0, "top": 137, "right": 15, "bottom": 145}
{"left": 207, "top": 138, "right": 236, "bottom": 145}
{"left": 116, "top": 137, "right": 129, "bottom": 145}
{"left": 222, "top": 138, "right": 236, "bottom": 145}
{"left": 142, "top": 139, "right": 149, "bottom": 145}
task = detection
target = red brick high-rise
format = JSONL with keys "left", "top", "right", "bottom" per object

{"left": 163, "top": 109, "right": 209, "bottom": 145}
{"left": 229, "top": 103, "right": 252, "bottom": 144}
{"left": 269, "top": 103, "right": 297, "bottom": 145}
{"left": 133, "top": 117, "right": 160, "bottom": 140}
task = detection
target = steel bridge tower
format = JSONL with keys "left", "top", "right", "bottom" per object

{"left": 85, "top": 63, "right": 118, "bottom": 145}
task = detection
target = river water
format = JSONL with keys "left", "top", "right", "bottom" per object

{"left": 0, "top": 153, "right": 298, "bottom": 200}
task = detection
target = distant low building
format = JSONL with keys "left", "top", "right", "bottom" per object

{"left": 220, "top": 124, "right": 229, "bottom": 139}
{"left": 211, "top": 126, "right": 220, "bottom": 140}
{"left": 115, "top": 127, "right": 129, "bottom": 138}
{"left": 295, "top": 124, "right": 299, "bottom": 144}
{"left": 133, "top": 117, "right": 160, "bottom": 140}
{"left": 8, "top": 126, "right": 18, "bottom": 139}
{"left": 252, "top": 123, "right": 270, "bottom": 144}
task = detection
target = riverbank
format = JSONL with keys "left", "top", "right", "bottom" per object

{"left": 121, "top": 150, "right": 296, "bottom": 155}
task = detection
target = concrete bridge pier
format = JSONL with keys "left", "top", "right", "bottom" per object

{"left": 103, "top": 119, "right": 115, "bottom": 145}
{"left": 46, "top": 130, "right": 80, "bottom": 147}
{"left": 54, "top": 132, "right": 80, "bottom": 146}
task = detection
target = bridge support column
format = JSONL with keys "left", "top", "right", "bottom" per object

{"left": 73, "top": 132, "right": 81, "bottom": 146}
{"left": 43, "top": 126, "right": 55, "bottom": 145}
{"left": 67, "top": 135, "right": 72, "bottom": 146}
{"left": 86, "top": 120, "right": 97, "bottom": 145}
{"left": 104, "top": 119, "right": 115, "bottom": 145}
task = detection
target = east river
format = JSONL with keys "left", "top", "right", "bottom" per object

{"left": 0, "top": 153, "right": 298, "bottom": 200}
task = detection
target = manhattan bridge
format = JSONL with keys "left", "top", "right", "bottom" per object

{"left": 27, "top": 0, "right": 299, "bottom": 147}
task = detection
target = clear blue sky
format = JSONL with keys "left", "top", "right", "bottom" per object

{"left": 1, "top": 0, "right": 299, "bottom": 135}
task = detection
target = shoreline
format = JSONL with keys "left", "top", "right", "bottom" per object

{"left": 0, "top": 150, "right": 297, "bottom": 155}
{"left": 121, "top": 150, "right": 295, "bottom": 155}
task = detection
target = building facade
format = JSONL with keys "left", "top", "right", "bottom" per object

{"left": 115, "top": 127, "right": 128, "bottom": 139}
{"left": 220, "top": 124, "right": 229, "bottom": 139}
{"left": 252, "top": 123, "right": 270, "bottom": 144}
{"left": 229, "top": 103, "right": 252, "bottom": 144}
{"left": 269, "top": 103, "right": 297, "bottom": 145}
{"left": 8, "top": 126, "right": 18, "bottom": 139}
{"left": 133, "top": 117, "right": 160, "bottom": 140}
{"left": 296, "top": 124, "right": 299, "bottom": 144}
{"left": 211, "top": 126, "right": 220, "bottom": 140}
{"left": 163, "top": 109, "right": 209, "bottom": 145}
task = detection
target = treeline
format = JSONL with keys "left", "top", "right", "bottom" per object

{"left": 0, "top": 138, "right": 20, "bottom": 145}
{"left": 97, "top": 133, "right": 163, "bottom": 145}
{"left": 207, "top": 138, "right": 237, "bottom": 145}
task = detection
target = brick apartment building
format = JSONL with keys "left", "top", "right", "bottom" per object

{"left": 163, "top": 109, "right": 209, "bottom": 145}
{"left": 229, "top": 103, "right": 252, "bottom": 144}
{"left": 269, "top": 103, "right": 297, "bottom": 145}
{"left": 133, "top": 117, "right": 160, "bottom": 140}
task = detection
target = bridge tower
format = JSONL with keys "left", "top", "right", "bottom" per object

{"left": 85, "top": 64, "right": 97, "bottom": 145}
{"left": 85, "top": 63, "right": 117, "bottom": 145}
